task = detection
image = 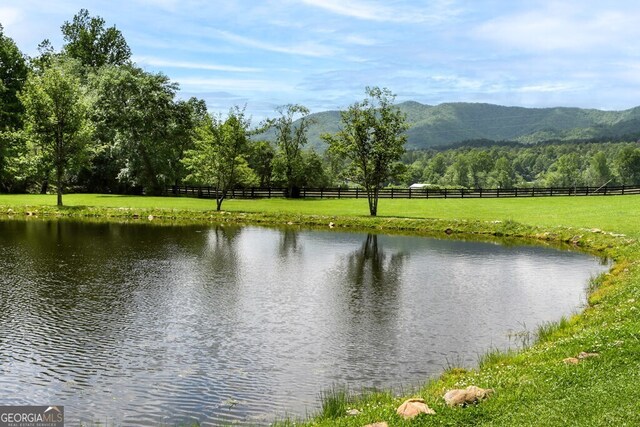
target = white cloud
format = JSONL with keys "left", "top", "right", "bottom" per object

{"left": 0, "top": 7, "right": 21, "bottom": 27}
{"left": 474, "top": 4, "right": 640, "bottom": 52}
{"left": 212, "top": 29, "right": 339, "bottom": 57}
{"left": 177, "top": 77, "right": 293, "bottom": 93}
{"left": 516, "top": 83, "right": 583, "bottom": 93}
{"left": 343, "top": 34, "right": 377, "bottom": 46}
{"left": 299, "top": 0, "right": 460, "bottom": 23}
{"left": 134, "top": 56, "right": 261, "bottom": 73}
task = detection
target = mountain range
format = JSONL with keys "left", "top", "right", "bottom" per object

{"left": 260, "top": 102, "right": 640, "bottom": 150}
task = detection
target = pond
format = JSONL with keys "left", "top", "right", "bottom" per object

{"left": 0, "top": 220, "right": 608, "bottom": 425}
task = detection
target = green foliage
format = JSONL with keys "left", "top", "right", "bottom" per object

{"left": 19, "top": 57, "right": 92, "bottom": 205}
{"left": 182, "top": 106, "right": 252, "bottom": 210}
{"left": 0, "top": 25, "right": 29, "bottom": 131}
{"left": 405, "top": 141, "right": 638, "bottom": 188}
{"left": 545, "top": 152, "right": 582, "bottom": 187}
{"left": 61, "top": 9, "right": 131, "bottom": 68}
{"left": 324, "top": 87, "right": 408, "bottom": 216}
{"left": 271, "top": 104, "right": 313, "bottom": 196}
{"left": 258, "top": 102, "right": 640, "bottom": 150}
{"left": 319, "top": 387, "right": 352, "bottom": 419}
{"left": 247, "top": 140, "right": 275, "bottom": 187}
{"left": 585, "top": 151, "right": 613, "bottom": 186}
{"left": 614, "top": 145, "right": 640, "bottom": 185}
{"left": 490, "top": 156, "right": 517, "bottom": 188}
{"left": 0, "top": 130, "right": 33, "bottom": 192}
{"left": 89, "top": 65, "right": 190, "bottom": 194}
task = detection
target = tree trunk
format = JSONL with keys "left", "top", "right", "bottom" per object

{"left": 139, "top": 145, "right": 162, "bottom": 195}
{"left": 40, "top": 178, "right": 49, "bottom": 195}
{"left": 56, "top": 165, "right": 63, "bottom": 206}
{"left": 367, "top": 186, "right": 378, "bottom": 216}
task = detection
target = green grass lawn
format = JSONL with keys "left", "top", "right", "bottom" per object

{"left": 1, "top": 193, "right": 639, "bottom": 237}
{"left": 1, "top": 193, "right": 640, "bottom": 426}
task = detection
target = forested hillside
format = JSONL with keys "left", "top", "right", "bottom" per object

{"left": 277, "top": 102, "right": 640, "bottom": 150}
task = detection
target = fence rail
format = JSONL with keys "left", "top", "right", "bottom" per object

{"left": 163, "top": 184, "right": 640, "bottom": 200}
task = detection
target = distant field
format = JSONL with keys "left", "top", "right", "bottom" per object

{"left": 1, "top": 193, "right": 639, "bottom": 237}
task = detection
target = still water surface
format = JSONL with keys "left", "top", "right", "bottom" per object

{"left": 0, "top": 220, "right": 608, "bottom": 425}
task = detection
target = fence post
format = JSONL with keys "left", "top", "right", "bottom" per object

{"left": 444, "top": 188, "right": 447, "bottom": 199}
{"left": 338, "top": 188, "right": 341, "bottom": 199}
{"left": 461, "top": 188, "right": 464, "bottom": 198}
{"left": 356, "top": 188, "right": 359, "bottom": 199}
{"left": 515, "top": 187, "right": 518, "bottom": 197}
{"left": 479, "top": 188, "right": 482, "bottom": 198}
{"left": 320, "top": 188, "right": 323, "bottom": 199}
{"left": 497, "top": 188, "right": 500, "bottom": 198}
{"left": 409, "top": 188, "right": 412, "bottom": 199}
{"left": 622, "top": 185, "right": 625, "bottom": 195}
{"left": 391, "top": 188, "right": 394, "bottom": 199}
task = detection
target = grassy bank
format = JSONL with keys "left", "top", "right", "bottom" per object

{"left": 1, "top": 193, "right": 640, "bottom": 426}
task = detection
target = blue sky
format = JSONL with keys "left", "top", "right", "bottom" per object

{"left": 2, "top": 1, "right": 640, "bottom": 120}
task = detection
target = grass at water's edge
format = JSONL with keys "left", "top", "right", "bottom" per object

{"left": 1, "top": 194, "right": 640, "bottom": 426}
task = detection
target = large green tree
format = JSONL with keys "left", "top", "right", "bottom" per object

{"left": 183, "top": 107, "right": 252, "bottom": 211}
{"left": 90, "top": 65, "right": 194, "bottom": 194}
{"left": 19, "top": 58, "right": 92, "bottom": 205}
{"left": 615, "top": 146, "right": 640, "bottom": 185}
{"left": 584, "top": 151, "right": 613, "bottom": 187}
{"left": 0, "top": 24, "right": 29, "bottom": 130}
{"left": 324, "top": 87, "right": 408, "bottom": 216}
{"left": 271, "top": 104, "right": 312, "bottom": 197}
{"left": 247, "top": 140, "right": 275, "bottom": 187}
{"left": 61, "top": 9, "right": 131, "bottom": 68}
{"left": 0, "top": 25, "right": 30, "bottom": 192}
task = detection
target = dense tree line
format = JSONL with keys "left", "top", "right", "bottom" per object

{"left": 401, "top": 141, "right": 640, "bottom": 189}
{"left": 2, "top": 10, "right": 640, "bottom": 210}
{"left": 0, "top": 10, "right": 336, "bottom": 205}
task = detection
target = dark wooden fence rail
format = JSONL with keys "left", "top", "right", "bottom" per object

{"left": 162, "top": 184, "right": 640, "bottom": 199}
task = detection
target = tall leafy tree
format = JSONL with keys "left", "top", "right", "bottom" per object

{"left": 422, "top": 153, "right": 447, "bottom": 184}
{"left": 490, "top": 156, "right": 517, "bottom": 188}
{"left": 19, "top": 58, "right": 92, "bottom": 205}
{"left": 248, "top": 140, "right": 275, "bottom": 187}
{"left": 61, "top": 9, "right": 131, "bottom": 68}
{"left": 545, "top": 153, "right": 582, "bottom": 187}
{"left": 183, "top": 107, "right": 251, "bottom": 211}
{"left": 0, "top": 25, "right": 30, "bottom": 192}
{"left": 324, "top": 87, "right": 408, "bottom": 216}
{"left": 167, "top": 97, "right": 208, "bottom": 187}
{"left": 272, "top": 104, "right": 312, "bottom": 197}
{"left": 584, "top": 151, "right": 613, "bottom": 186}
{"left": 615, "top": 146, "right": 640, "bottom": 185}
{"left": 0, "top": 24, "right": 29, "bottom": 130}
{"left": 90, "top": 65, "right": 184, "bottom": 194}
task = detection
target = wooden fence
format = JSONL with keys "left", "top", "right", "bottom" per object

{"left": 163, "top": 184, "right": 640, "bottom": 200}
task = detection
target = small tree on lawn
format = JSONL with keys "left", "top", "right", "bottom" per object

{"left": 323, "top": 87, "right": 408, "bottom": 216}
{"left": 183, "top": 106, "right": 250, "bottom": 211}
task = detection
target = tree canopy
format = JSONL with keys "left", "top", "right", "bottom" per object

{"left": 323, "top": 87, "right": 408, "bottom": 216}
{"left": 61, "top": 9, "right": 131, "bottom": 68}
{"left": 19, "top": 58, "right": 92, "bottom": 205}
